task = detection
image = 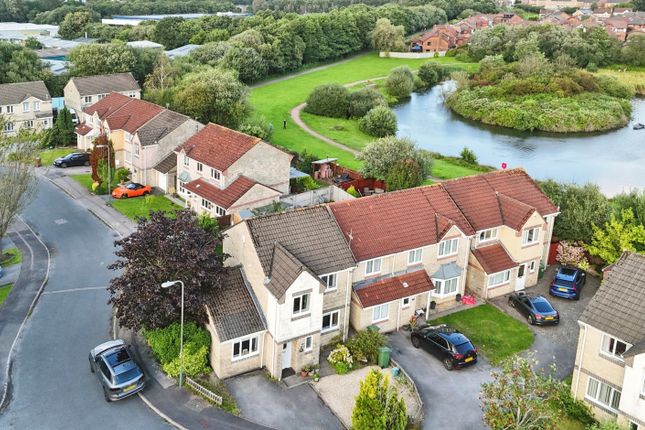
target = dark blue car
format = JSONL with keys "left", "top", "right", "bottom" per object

{"left": 550, "top": 266, "right": 586, "bottom": 300}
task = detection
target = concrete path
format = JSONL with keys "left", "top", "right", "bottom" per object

{"left": 226, "top": 370, "right": 343, "bottom": 430}
{"left": 291, "top": 103, "right": 360, "bottom": 156}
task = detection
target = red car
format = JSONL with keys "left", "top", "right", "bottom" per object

{"left": 111, "top": 183, "right": 151, "bottom": 199}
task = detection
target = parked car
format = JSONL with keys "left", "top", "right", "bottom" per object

{"left": 550, "top": 266, "right": 586, "bottom": 300}
{"left": 53, "top": 152, "right": 90, "bottom": 168}
{"left": 111, "top": 183, "right": 151, "bottom": 199}
{"left": 508, "top": 292, "right": 559, "bottom": 325}
{"left": 410, "top": 324, "right": 478, "bottom": 370}
{"left": 89, "top": 339, "right": 145, "bottom": 402}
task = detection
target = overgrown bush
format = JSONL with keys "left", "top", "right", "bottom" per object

{"left": 417, "top": 62, "right": 447, "bottom": 87}
{"left": 555, "top": 241, "right": 590, "bottom": 270}
{"left": 460, "top": 147, "right": 478, "bottom": 165}
{"left": 347, "top": 87, "right": 387, "bottom": 118}
{"left": 304, "top": 84, "right": 350, "bottom": 118}
{"left": 346, "top": 185, "right": 360, "bottom": 197}
{"left": 238, "top": 115, "right": 273, "bottom": 141}
{"left": 115, "top": 167, "right": 131, "bottom": 184}
{"left": 385, "top": 66, "right": 414, "bottom": 99}
{"left": 359, "top": 106, "right": 397, "bottom": 137}
{"left": 386, "top": 158, "right": 424, "bottom": 191}
{"left": 549, "top": 381, "right": 596, "bottom": 428}
{"left": 327, "top": 344, "right": 353, "bottom": 374}
{"left": 346, "top": 329, "right": 387, "bottom": 364}
{"left": 143, "top": 321, "right": 212, "bottom": 378}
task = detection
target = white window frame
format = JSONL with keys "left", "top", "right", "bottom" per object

{"left": 197, "top": 162, "right": 203, "bottom": 172}
{"left": 232, "top": 335, "right": 259, "bottom": 361}
{"left": 129, "top": 92, "right": 136, "bottom": 98}
{"left": 487, "top": 270, "right": 511, "bottom": 288}
{"left": 3, "top": 122, "right": 14, "bottom": 132}
{"left": 201, "top": 198, "right": 213, "bottom": 210}
{"left": 293, "top": 293, "right": 310, "bottom": 316}
{"left": 585, "top": 377, "right": 621, "bottom": 412}
{"left": 642, "top": 375, "right": 645, "bottom": 396}
{"left": 210, "top": 168, "right": 221, "bottom": 181}
{"left": 24, "top": 120, "right": 34, "bottom": 128}
{"left": 438, "top": 237, "right": 459, "bottom": 257}
{"left": 322, "top": 310, "right": 340, "bottom": 333}
{"left": 600, "top": 334, "right": 628, "bottom": 360}
{"left": 178, "top": 180, "right": 186, "bottom": 194}
{"left": 402, "top": 297, "right": 411, "bottom": 308}
{"left": 304, "top": 335, "right": 313, "bottom": 352}
{"left": 6, "top": 105, "right": 13, "bottom": 114}
{"left": 22, "top": 102, "right": 29, "bottom": 113}
{"left": 372, "top": 304, "right": 389, "bottom": 323}
{"left": 183, "top": 155, "right": 189, "bottom": 167}
{"left": 408, "top": 248, "right": 423, "bottom": 265}
{"left": 215, "top": 205, "right": 226, "bottom": 217}
{"left": 320, "top": 273, "right": 337, "bottom": 292}
{"left": 433, "top": 276, "right": 460, "bottom": 296}
{"left": 134, "top": 144, "right": 140, "bottom": 157}
{"left": 529, "top": 260, "right": 536, "bottom": 273}
{"left": 478, "top": 228, "right": 498, "bottom": 244}
{"left": 365, "top": 258, "right": 382, "bottom": 276}
{"left": 522, "top": 227, "right": 540, "bottom": 246}
{"left": 34, "top": 101, "right": 40, "bottom": 111}
{"left": 84, "top": 96, "right": 92, "bottom": 104}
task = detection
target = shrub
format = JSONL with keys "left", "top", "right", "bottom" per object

{"left": 597, "top": 75, "right": 634, "bottom": 99}
{"left": 359, "top": 106, "right": 397, "bottom": 137}
{"left": 460, "top": 147, "right": 478, "bottom": 165}
{"left": 352, "top": 369, "right": 407, "bottom": 430}
{"left": 162, "top": 345, "right": 211, "bottom": 378}
{"left": 333, "top": 362, "right": 350, "bottom": 375}
{"left": 417, "top": 62, "right": 446, "bottom": 87}
{"left": 346, "top": 185, "right": 360, "bottom": 197}
{"left": 556, "top": 241, "right": 589, "bottom": 269}
{"left": 385, "top": 66, "right": 414, "bottom": 99}
{"left": 549, "top": 381, "right": 596, "bottom": 427}
{"left": 327, "top": 344, "right": 353, "bottom": 374}
{"left": 347, "top": 87, "right": 387, "bottom": 118}
{"left": 385, "top": 158, "right": 424, "bottom": 191}
{"left": 115, "top": 167, "right": 131, "bottom": 184}
{"left": 238, "top": 116, "right": 273, "bottom": 140}
{"left": 304, "top": 84, "right": 350, "bottom": 118}
{"left": 586, "top": 62, "right": 598, "bottom": 72}
{"left": 297, "top": 176, "right": 321, "bottom": 191}
{"left": 346, "top": 329, "right": 387, "bottom": 364}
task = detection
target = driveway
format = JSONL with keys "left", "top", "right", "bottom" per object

{"left": 225, "top": 370, "right": 343, "bottom": 430}
{"left": 389, "top": 331, "right": 491, "bottom": 430}
{"left": 489, "top": 265, "right": 600, "bottom": 378}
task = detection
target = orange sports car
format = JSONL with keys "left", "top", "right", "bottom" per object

{"left": 111, "top": 183, "right": 152, "bottom": 199}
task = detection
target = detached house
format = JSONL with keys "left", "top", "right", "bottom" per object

{"left": 64, "top": 72, "right": 140, "bottom": 115}
{"left": 220, "top": 206, "right": 356, "bottom": 380}
{"left": 572, "top": 252, "right": 645, "bottom": 429}
{"left": 175, "top": 123, "right": 292, "bottom": 219}
{"left": 0, "top": 81, "right": 53, "bottom": 136}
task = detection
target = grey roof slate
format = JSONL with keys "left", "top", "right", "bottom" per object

{"left": 69, "top": 72, "right": 140, "bottom": 96}
{"left": 205, "top": 267, "right": 266, "bottom": 342}
{"left": 266, "top": 243, "right": 319, "bottom": 299}
{"left": 580, "top": 252, "right": 645, "bottom": 347}
{"left": 0, "top": 81, "right": 51, "bottom": 105}
{"left": 431, "top": 262, "right": 463, "bottom": 280}
{"left": 137, "top": 110, "right": 191, "bottom": 147}
{"left": 246, "top": 206, "right": 356, "bottom": 277}
{"left": 154, "top": 152, "right": 177, "bottom": 174}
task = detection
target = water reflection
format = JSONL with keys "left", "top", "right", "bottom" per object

{"left": 393, "top": 82, "right": 645, "bottom": 196}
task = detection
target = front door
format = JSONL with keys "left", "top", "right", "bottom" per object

{"left": 281, "top": 341, "right": 292, "bottom": 370}
{"left": 515, "top": 264, "right": 526, "bottom": 291}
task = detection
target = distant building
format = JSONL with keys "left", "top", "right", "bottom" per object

{"left": 165, "top": 44, "right": 200, "bottom": 59}
{"left": 126, "top": 40, "right": 164, "bottom": 49}
{"left": 0, "top": 81, "right": 53, "bottom": 137}
{"left": 64, "top": 72, "right": 141, "bottom": 115}
{"left": 0, "top": 22, "right": 58, "bottom": 42}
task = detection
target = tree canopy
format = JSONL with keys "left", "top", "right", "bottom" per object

{"left": 0, "top": 42, "right": 49, "bottom": 85}
{"left": 370, "top": 18, "right": 406, "bottom": 53}
{"left": 587, "top": 208, "right": 645, "bottom": 264}
{"left": 358, "top": 136, "right": 431, "bottom": 186}
{"left": 352, "top": 369, "right": 407, "bottom": 430}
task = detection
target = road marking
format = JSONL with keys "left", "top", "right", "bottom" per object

{"left": 41, "top": 286, "right": 107, "bottom": 295}
{"left": 138, "top": 392, "right": 189, "bottom": 430}
{"left": 54, "top": 218, "right": 68, "bottom": 225}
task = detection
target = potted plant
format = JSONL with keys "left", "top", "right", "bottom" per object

{"left": 300, "top": 364, "right": 311, "bottom": 378}
{"left": 308, "top": 365, "right": 319, "bottom": 377}
{"left": 312, "top": 372, "right": 320, "bottom": 382}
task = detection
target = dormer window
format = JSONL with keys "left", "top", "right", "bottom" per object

{"left": 183, "top": 155, "right": 189, "bottom": 167}
{"left": 210, "top": 168, "right": 221, "bottom": 181}
{"left": 522, "top": 227, "right": 540, "bottom": 246}
{"left": 22, "top": 102, "right": 29, "bottom": 113}
{"left": 478, "top": 228, "right": 498, "bottom": 243}
{"left": 438, "top": 238, "right": 459, "bottom": 257}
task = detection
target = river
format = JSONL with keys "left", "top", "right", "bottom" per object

{"left": 393, "top": 82, "right": 645, "bottom": 196}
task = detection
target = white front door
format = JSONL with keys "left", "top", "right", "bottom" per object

{"left": 515, "top": 264, "right": 526, "bottom": 291}
{"left": 281, "top": 342, "right": 292, "bottom": 370}
{"left": 158, "top": 173, "right": 168, "bottom": 192}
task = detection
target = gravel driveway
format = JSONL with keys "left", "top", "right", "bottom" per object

{"left": 489, "top": 265, "right": 600, "bottom": 378}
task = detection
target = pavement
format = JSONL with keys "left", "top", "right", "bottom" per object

{"left": 226, "top": 370, "right": 343, "bottom": 430}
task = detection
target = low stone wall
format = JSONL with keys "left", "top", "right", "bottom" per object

{"left": 379, "top": 51, "right": 446, "bottom": 58}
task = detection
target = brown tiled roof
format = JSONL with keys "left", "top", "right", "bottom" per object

{"left": 178, "top": 123, "right": 261, "bottom": 172}
{"left": 482, "top": 168, "right": 558, "bottom": 216}
{"left": 83, "top": 92, "right": 164, "bottom": 134}
{"left": 205, "top": 267, "right": 266, "bottom": 341}
{"left": 154, "top": 152, "right": 177, "bottom": 174}
{"left": 497, "top": 193, "right": 536, "bottom": 231}
{"left": 0, "top": 81, "right": 51, "bottom": 105}
{"left": 75, "top": 123, "right": 92, "bottom": 136}
{"left": 246, "top": 206, "right": 356, "bottom": 277}
{"left": 70, "top": 72, "right": 140, "bottom": 96}
{"left": 472, "top": 243, "right": 516, "bottom": 274}
{"left": 83, "top": 92, "right": 131, "bottom": 117}
{"left": 266, "top": 243, "right": 319, "bottom": 299}
{"left": 184, "top": 176, "right": 263, "bottom": 210}
{"left": 441, "top": 175, "right": 503, "bottom": 231}
{"left": 580, "top": 252, "right": 645, "bottom": 348}
{"left": 354, "top": 270, "right": 434, "bottom": 308}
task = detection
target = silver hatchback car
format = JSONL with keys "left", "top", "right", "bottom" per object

{"left": 89, "top": 339, "right": 145, "bottom": 402}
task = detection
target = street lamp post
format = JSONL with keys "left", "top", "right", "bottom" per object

{"left": 161, "top": 280, "right": 185, "bottom": 387}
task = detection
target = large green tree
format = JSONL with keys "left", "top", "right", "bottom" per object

{"left": 385, "top": 66, "right": 414, "bottom": 99}
{"left": 0, "top": 42, "right": 49, "bottom": 84}
{"left": 58, "top": 10, "right": 96, "bottom": 39}
{"left": 621, "top": 34, "right": 645, "bottom": 67}
{"left": 172, "top": 68, "right": 250, "bottom": 128}
{"left": 153, "top": 16, "right": 190, "bottom": 50}
{"left": 44, "top": 107, "right": 75, "bottom": 148}
{"left": 358, "top": 136, "right": 431, "bottom": 182}
{"left": 352, "top": 369, "right": 407, "bottom": 430}
{"left": 69, "top": 43, "right": 136, "bottom": 77}
{"left": 635, "top": 0, "right": 645, "bottom": 10}
{"left": 370, "top": 18, "right": 406, "bottom": 53}
{"left": 108, "top": 210, "right": 227, "bottom": 331}
{"left": 587, "top": 208, "right": 645, "bottom": 264}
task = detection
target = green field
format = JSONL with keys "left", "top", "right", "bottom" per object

{"left": 431, "top": 304, "right": 534, "bottom": 365}
{"left": 432, "top": 159, "right": 489, "bottom": 180}
{"left": 38, "top": 147, "right": 76, "bottom": 166}
{"left": 110, "top": 195, "right": 182, "bottom": 220}
{"left": 71, "top": 173, "right": 110, "bottom": 195}
{"left": 251, "top": 53, "right": 478, "bottom": 170}
{"left": 299, "top": 112, "right": 373, "bottom": 152}
{"left": 0, "top": 283, "right": 13, "bottom": 306}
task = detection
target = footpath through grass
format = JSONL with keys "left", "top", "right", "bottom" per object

{"left": 431, "top": 304, "right": 534, "bottom": 365}
{"left": 37, "top": 147, "right": 76, "bottom": 166}
{"left": 251, "top": 53, "right": 478, "bottom": 170}
{"left": 110, "top": 195, "right": 182, "bottom": 220}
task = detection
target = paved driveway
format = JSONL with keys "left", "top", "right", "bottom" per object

{"left": 389, "top": 331, "right": 491, "bottom": 430}
{"left": 489, "top": 265, "right": 600, "bottom": 378}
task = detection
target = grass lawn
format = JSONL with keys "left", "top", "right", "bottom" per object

{"left": 110, "top": 195, "right": 182, "bottom": 220}
{"left": 0, "top": 283, "right": 13, "bottom": 306}
{"left": 299, "top": 112, "right": 373, "bottom": 152}
{"left": 38, "top": 147, "right": 76, "bottom": 166}
{"left": 431, "top": 159, "right": 488, "bottom": 180}
{"left": 597, "top": 68, "right": 645, "bottom": 96}
{"left": 71, "top": 173, "right": 110, "bottom": 195}
{"left": 0, "top": 247, "right": 22, "bottom": 266}
{"left": 431, "top": 304, "right": 534, "bottom": 365}
{"left": 251, "top": 52, "right": 478, "bottom": 170}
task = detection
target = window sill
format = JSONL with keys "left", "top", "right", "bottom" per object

{"left": 437, "top": 253, "right": 458, "bottom": 260}
{"left": 521, "top": 242, "right": 540, "bottom": 249}
{"left": 324, "top": 288, "right": 338, "bottom": 294}
{"left": 583, "top": 396, "right": 618, "bottom": 416}
{"left": 598, "top": 352, "right": 625, "bottom": 366}
{"left": 372, "top": 318, "right": 388, "bottom": 324}
{"left": 487, "top": 281, "right": 511, "bottom": 289}
{"left": 321, "top": 326, "right": 339, "bottom": 334}
{"left": 231, "top": 352, "right": 260, "bottom": 363}
{"left": 291, "top": 313, "right": 311, "bottom": 322}
{"left": 432, "top": 291, "right": 458, "bottom": 298}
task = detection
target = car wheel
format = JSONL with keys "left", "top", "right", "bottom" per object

{"left": 61, "top": 163, "right": 67, "bottom": 168}
{"left": 443, "top": 358, "right": 454, "bottom": 371}
{"left": 528, "top": 315, "right": 535, "bottom": 325}
{"left": 103, "top": 388, "right": 111, "bottom": 402}
{"left": 121, "top": 194, "right": 128, "bottom": 199}
{"left": 411, "top": 336, "right": 420, "bottom": 348}
{"left": 84, "top": 161, "right": 90, "bottom": 166}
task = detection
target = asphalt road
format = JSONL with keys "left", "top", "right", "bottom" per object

{"left": 0, "top": 177, "right": 169, "bottom": 430}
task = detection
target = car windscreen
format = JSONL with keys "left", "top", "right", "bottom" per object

{"left": 454, "top": 341, "right": 474, "bottom": 354}
{"left": 126, "top": 184, "right": 136, "bottom": 189}
{"left": 105, "top": 348, "right": 131, "bottom": 367}
{"left": 114, "top": 366, "right": 142, "bottom": 385}
{"left": 533, "top": 301, "right": 554, "bottom": 313}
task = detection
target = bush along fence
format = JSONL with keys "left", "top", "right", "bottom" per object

{"left": 185, "top": 377, "right": 223, "bottom": 406}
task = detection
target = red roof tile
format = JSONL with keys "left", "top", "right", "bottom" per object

{"left": 185, "top": 176, "right": 268, "bottom": 209}
{"left": 497, "top": 193, "right": 536, "bottom": 231}
{"left": 355, "top": 270, "right": 434, "bottom": 308}
{"left": 178, "top": 123, "right": 261, "bottom": 172}
{"left": 83, "top": 92, "right": 131, "bottom": 118}
{"left": 482, "top": 168, "right": 558, "bottom": 216}
{"left": 75, "top": 123, "right": 92, "bottom": 136}
{"left": 441, "top": 175, "right": 503, "bottom": 231}
{"left": 83, "top": 92, "right": 164, "bottom": 134}
{"left": 472, "top": 244, "right": 516, "bottom": 274}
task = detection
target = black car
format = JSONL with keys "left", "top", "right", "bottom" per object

{"left": 411, "top": 324, "right": 478, "bottom": 370}
{"left": 53, "top": 152, "right": 90, "bottom": 168}
{"left": 508, "top": 292, "right": 559, "bottom": 325}
{"left": 550, "top": 266, "right": 586, "bottom": 300}
{"left": 89, "top": 339, "right": 145, "bottom": 402}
